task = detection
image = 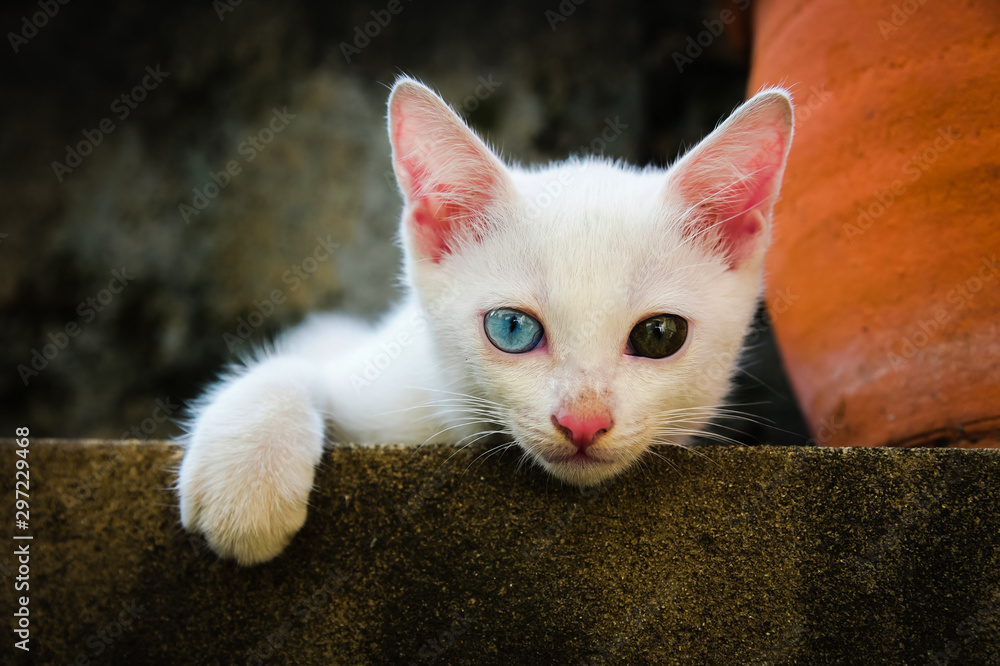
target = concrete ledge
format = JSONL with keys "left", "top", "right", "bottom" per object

{"left": 2, "top": 439, "right": 999, "bottom": 664}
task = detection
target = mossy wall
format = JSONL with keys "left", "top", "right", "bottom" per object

{"left": 3, "top": 440, "right": 998, "bottom": 664}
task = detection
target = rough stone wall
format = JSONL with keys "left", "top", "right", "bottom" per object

{"left": 3, "top": 440, "right": 998, "bottom": 664}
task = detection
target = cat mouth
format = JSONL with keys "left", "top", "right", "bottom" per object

{"left": 542, "top": 450, "right": 617, "bottom": 466}
{"left": 534, "top": 446, "right": 633, "bottom": 486}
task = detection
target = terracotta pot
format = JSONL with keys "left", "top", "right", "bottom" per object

{"left": 747, "top": 0, "right": 1000, "bottom": 447}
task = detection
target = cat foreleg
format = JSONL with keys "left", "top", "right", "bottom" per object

{"left": 177, "top": 355, "right": 326, "bottom": 565}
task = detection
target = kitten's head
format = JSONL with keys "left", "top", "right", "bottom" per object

{"left": 388, "top": 77, "right": 793, "bottom": 486}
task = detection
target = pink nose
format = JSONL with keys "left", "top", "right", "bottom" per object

{"left": 553, "top": 412, "right": 613, "bottom": 450}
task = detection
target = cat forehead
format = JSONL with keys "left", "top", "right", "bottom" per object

{"left": 509, "top": 158, "right": 669, "bottom": 215}
{"left": 505, "top": 159, "right": 701, "bottom": 261}
{"left": 507, "top": 160, "right": 705, "bottom": 268}
{"left": 457, "top": 161, "right": 719, "bottom": 316}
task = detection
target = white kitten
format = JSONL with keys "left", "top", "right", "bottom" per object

{"left": 177, "top": 78, "right": 793, "bottom": 565}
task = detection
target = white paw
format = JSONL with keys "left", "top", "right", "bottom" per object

{"left": 178, "top": 359, "right": 325, "bottom": 565}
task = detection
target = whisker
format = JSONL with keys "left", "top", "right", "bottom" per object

{"left": 651, "top": 437, "right": 720, "bottom": 467}
{"left": 396, "top": 386, "right": 506, "bottom": 409}
{"left": 466, "top": 440, "right": 520, "bottom": 475}
{"left": 654, "top": 426, "right": 745, "bottom": 445}
{"left": 419, "top": 419, "right": 503, "bottom": 448}
{"left": 643, "top": 448, "right": 681, "bottom": 474}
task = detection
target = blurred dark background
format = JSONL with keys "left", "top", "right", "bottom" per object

{"left": 0, "top": 0, "right": 809, "bottom": 444}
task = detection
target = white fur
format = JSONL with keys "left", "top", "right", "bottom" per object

{"left": 178, "top": 78, "right": 793, "bottom": 564}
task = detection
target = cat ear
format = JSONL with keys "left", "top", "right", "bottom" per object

{"left": 388, "top": 77, "right": 513, "bottom": 263}
{"left": 666, "top": 88, "right": 794, "bottom": 269}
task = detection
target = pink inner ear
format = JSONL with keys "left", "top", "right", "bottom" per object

{"left": 392, "top": 100, "right": 501, "bottom": 263}
{"left": 678, "top": 131, "right": 786, "bottom": 269}
{"left": 409, "top": 195, "right": 475, "bottom": 262}
{"left": 399, "top": 152, "right": 497, "bottom": 262}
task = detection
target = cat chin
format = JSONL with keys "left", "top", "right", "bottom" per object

{"left": 534, "top": 454, "right": 634, "bottom": 487}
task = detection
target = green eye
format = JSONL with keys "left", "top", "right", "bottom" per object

{"left": 627, "top": 314, "right": 688, "bottom": 359}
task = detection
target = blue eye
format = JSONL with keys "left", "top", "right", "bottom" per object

{"left": 484, "top": 308, "right": 544, "bottom": 353}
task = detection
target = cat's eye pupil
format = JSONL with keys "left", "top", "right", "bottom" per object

{"left": 628, "top": 314, "right": 688, "bottom": 359}
{"left": 485, "top": 308, "right": 544, "bottom": 354}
